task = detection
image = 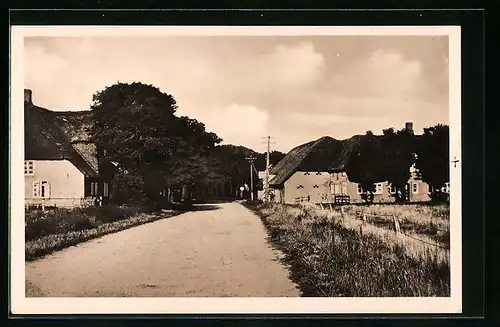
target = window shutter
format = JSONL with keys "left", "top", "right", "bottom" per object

{"left": 32, "top": 181, "right": 40, "bottom": 197}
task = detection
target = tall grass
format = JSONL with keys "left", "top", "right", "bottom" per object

{"left": 25, "top": 205, "right": 141, "bottom": 241}
{"left": 341, "top": 204, "right": 450, "bottom": 246}
{"left": 246, "top": 202, "right": 450, "bottom": 297}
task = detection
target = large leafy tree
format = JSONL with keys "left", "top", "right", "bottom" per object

{"left": 380, "top": 127, "right": 417, "bottom": 202}
{"left": 415, "top": 124, "right": 450, "bottom": 201}
{"left": 89, "top": 82, "right": 221, "bottom": 204}
{"left": 347, "top": 131, "right": 384, "bottom": 203}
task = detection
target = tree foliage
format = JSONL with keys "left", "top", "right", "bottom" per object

{"left": 415, "top": 124, "right": 450, "bottom": 201}
{"left": 380, "top": 127, "right": 417, "bottom": 202}
{"left": 347, "top": 133, "right": 382, "bottom": 203}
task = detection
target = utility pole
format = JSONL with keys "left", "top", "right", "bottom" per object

{"left": 261, "top": 136, "right": 275, "bottom": 202}
{"left": 245, "top": 155, "right": 257, "bottom": 201}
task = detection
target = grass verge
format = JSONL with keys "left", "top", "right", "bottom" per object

{"left": 244, "top": 201, "right": 450, "bottom": 297}
{"left": 25, "top": 206, "right": 180, "bottom": 262}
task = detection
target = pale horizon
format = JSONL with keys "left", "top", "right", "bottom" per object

{"left": 24, "top": 35, "right": 449, "bottom": 153}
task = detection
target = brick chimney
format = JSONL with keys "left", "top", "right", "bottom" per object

{"left": 405, "top": 121, "right": 414, "bottom": 134}
{"left": 24, "top": 89, "right": 32, "bottom": 104}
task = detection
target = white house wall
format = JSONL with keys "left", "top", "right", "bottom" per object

{"left": 283, "top": 171, "right": 332, "bottom": 204}
{"left": 279, "top": 170, "right": 435, "bottom": 204}
{"left": 25, "top": 160, "right": 85, "bottom": 208}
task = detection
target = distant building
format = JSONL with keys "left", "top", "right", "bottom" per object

{"left": 24, "top": 89, "right": 117, "bottom": 208}
{"left": 267, "top": 123, "right": 449, "bottom": 204}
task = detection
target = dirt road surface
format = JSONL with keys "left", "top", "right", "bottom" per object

{"left": 25, "top": 202, "right": 300, "bottom": 297}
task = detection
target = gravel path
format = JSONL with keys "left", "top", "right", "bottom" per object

{"left": 25, "top": 202, "right": 300, "bottom": 297}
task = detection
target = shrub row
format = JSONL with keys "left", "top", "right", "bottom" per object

{"left": 25, "top": 205, "right": 141, "bottom": 241}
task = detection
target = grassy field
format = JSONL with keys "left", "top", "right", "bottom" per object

{"left": 25, "top": 205, "right": 180, "bottom": 261}
{"left": 245, "top": 201, "right": 450, "bottom": 297}
{"left": 342, "top": 204, "right": 450, "bottom": 246}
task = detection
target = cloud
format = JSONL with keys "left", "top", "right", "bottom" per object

{"left": 331, "top": 49, "right": 424, "bottom": 99}
{"left": 196, "top": 104, "right": 269, "bottom": 151}
{"left": 231, "top": 42, "right": 326, "bottom": 92}
{"left": 24, "top": 44, "right": 68, "bottom": 83}
{"left": 259, "top": 42, "right": 325, "bottom": 86}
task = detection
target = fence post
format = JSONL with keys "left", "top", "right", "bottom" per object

{"left": 393, "top": 215, "right": 400, "bottom": 234}
{"left": 320, "top": 203, "right": 324, "bottom": 211}
{"left": 41, "top": 198, "right": 45, "bottom": 212}
{"left": 362, "top": 214, "right": 367, "bottom": 223}
{"left": 329, "top": 203, "right": 333, "bottom": 212}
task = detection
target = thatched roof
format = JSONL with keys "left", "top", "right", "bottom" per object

{"left": 269, "top": 135, "right": 373, "bottom": 187}
{"left": 269, "top": 130, "right": 426, "bottom": 188}
{"left": 268, "top": 139, "right": 318, "bottom": 187}
{"left": 51, "top": 111, "right": 93, "bottom": 142}
{"left": 24, "top": 101, "right": 99, "bottom": 178}
{"left": 72, "top": 142, "right": 99, "bottom": 174}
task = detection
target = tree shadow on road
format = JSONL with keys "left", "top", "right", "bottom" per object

{"left": 161, "top": 204, "right": 222, "bottom": 213}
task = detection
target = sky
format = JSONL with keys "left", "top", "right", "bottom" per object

{"left": 24, "top": 35, "right": 449, "bottom": 153}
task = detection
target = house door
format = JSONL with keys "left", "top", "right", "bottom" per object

{"left": 40, "top": 181, "right": 51, "bottom": 198}
{"left": 405, "top": 183, "right": 410, "bottom": 201}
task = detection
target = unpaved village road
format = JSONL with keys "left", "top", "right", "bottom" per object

{"left": 25, "top": 202, "right": 300, "bottom": 297}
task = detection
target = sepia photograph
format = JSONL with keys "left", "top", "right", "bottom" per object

{"left": 10, "top": 26, "right": 461, "bottom": 314}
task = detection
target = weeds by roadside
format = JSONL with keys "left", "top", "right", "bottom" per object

{"left": 245, "top": 201, "right": 450, "bottom": 297}
{"left": 25, "top": 205, "right": 180, "bottom": 261}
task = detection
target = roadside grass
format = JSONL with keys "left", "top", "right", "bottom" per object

{"left": 25, "top": 205, "right": 180, "bottom": 262}
{"left": 245, "top": 201, "right": 450, "bottom": 297}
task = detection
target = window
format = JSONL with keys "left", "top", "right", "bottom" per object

{"left": 412, "top": 183, "right": 418, "bottom": 194}
{"left": 313, "top": 185, "right": 319, "bottom": 188}
{"left": 357, "top": 184, "right": 363, "bottom": 194}
{"left": 331, "top": 183, "right": 338, "bottom": 194}
{"left": 304, "top": 172, "right": 310, "bottom": 176}
{"left": 41, "top": 181, "right": 50, "bottom": 198}
{"left": 103, "top": 182, "right": 109, "bottom": 197}
{"left": 297, "top": 185, "right": 304, "bottom": 189}
{"left": 374, "top": 183, "right": 383, "bottom": 195}
{"left": 90, "top": 182, "right": 99, "bottom": 196}
{"left": 316, "top": 172, "right": 322, "bottom": 175}
{"left": 341, "top": 182, "right": 347, "bottom": 195}
{"left": 388, "top": 184, "right": 396, "bottom": 194}
{"left": 24, "top": 161, "right": 34, "bottom": 175}
{"left": 33, "top": 181, "right": 50, "bottom": 198}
